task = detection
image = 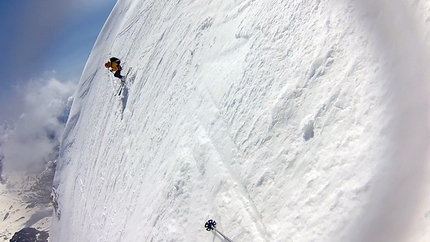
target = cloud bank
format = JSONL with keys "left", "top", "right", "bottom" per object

{"left": 0, "top": 0, "right": 116, "bottom": 124}
{"left": 0, "top": 77, "right": 76, "bottom": 174}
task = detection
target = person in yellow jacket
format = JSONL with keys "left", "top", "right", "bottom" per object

{"left": 104, "top": 57, "right": 124, "bottom": 80}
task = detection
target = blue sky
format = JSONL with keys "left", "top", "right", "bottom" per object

{"left": 0, "top": 0, "right": 117, "bottom": 124}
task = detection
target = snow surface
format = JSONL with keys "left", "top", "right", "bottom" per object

{"left": 0, "top": 171, "right": 53, "bottom": 241}
{"left": 51, "top": 0, "right": 430, "bottom": 241}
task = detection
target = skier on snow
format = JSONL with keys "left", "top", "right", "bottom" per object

{"left": 105, "top": 57, "right": 124, "bottom": 81}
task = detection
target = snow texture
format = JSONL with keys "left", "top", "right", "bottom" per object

{"left": 51, "top": 0, "right": 430, "bottom": 241}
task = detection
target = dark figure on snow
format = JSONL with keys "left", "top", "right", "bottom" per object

{"left": 105, "top": 57, "right": 124, "bottom": 80}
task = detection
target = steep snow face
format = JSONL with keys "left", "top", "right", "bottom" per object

{"left": 51, "top": 0, "right": 430, "bottom": 241}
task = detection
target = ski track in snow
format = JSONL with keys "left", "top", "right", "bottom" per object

{"left": 50, "top": 0, "right": 430, "bottom": 241}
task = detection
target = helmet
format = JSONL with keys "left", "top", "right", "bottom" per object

{"left": 104, "top": 62, "right": 111, "bottom": 68}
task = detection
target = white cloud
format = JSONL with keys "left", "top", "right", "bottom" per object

{"left": 0, "top": 78, "right": 77, "bottom": 174}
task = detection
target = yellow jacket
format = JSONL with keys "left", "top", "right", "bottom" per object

{"left": 111, "top": 62, "right": 121, "bottom": 72}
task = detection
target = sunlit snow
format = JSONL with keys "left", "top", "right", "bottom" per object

{"left": 50, "top": 0, "right": 430, "bottom": 241}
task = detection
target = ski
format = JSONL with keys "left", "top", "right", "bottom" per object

{"left": 115, "top": 68, "right": 132, "bottom": 96}
{"left": 124, "top": 68, "right": 132, "bottom": 78}
{"left": 119, "top": 82, "right": 125, "bottom": 96}
{"left": 114, "top": 82, "right": 125, "bottom": 96}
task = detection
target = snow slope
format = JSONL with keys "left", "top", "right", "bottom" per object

{"left": 51, "top": 0, "right": 430, "bottom": 241}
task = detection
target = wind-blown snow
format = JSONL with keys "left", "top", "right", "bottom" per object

{"left": 51, "top": 0, "right": 430, "bottom": 241}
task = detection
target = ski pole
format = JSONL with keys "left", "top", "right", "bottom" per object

{"left": 204, "top": 219, "right": 234, "bottom": 242}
